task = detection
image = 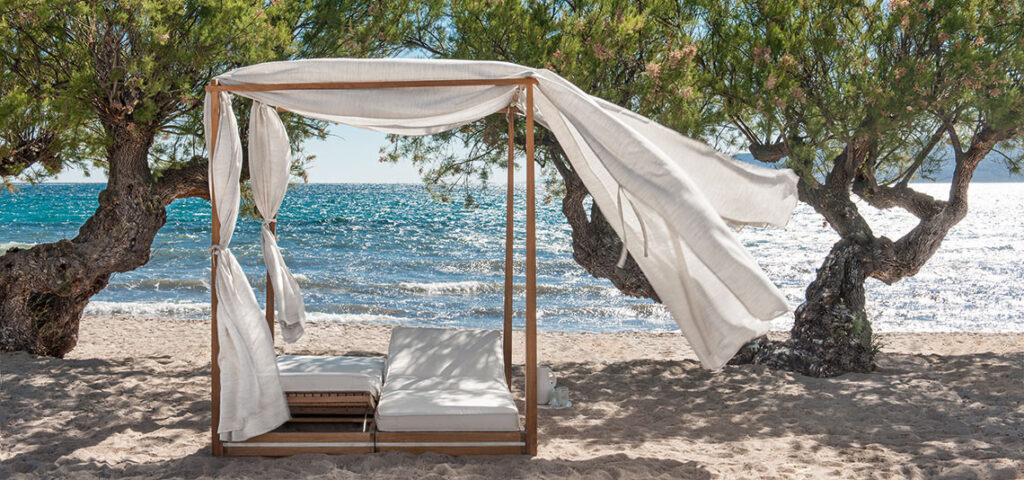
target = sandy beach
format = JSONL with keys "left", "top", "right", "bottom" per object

{"left": 2, "top": 315, "right": 1021, "bottom": 479}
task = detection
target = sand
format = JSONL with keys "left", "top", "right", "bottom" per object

{"left": 1, "top": 316, "right": 1022, "bottom": 479}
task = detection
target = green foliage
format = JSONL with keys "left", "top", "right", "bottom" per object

{"left": 386, "top": 0, "right": 710, "bottom": 205}
{"left": 0, "top": 0, "right": 414, "bottom": 187}
{"left": 696, "top": 0, "right": 1024, "bottom": 184}
{"left": 390, "top": 0, "right": 1022, "bottom": 205}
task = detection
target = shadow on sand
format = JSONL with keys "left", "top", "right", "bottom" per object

{"left": 2, "top": 348, "right": 1021, "bottom": 478}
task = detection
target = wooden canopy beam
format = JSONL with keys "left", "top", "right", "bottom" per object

{"left": 205, "top": 77, "right": 538, "bottom": 93}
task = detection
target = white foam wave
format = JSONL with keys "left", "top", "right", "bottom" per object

{"left": 83, "top": 301, "right": 209, "bottom": 317}
{"left": 304, "top": 311, "right": 410, "bottom": 324}
{"left": 110, "top": 278, "right": 209, "bottom": 290}
{"left": 0, "top": 241, "right": 36, "bottom": 254}
{"left": 398, "top": 281, "right": 497, "bottom": 294}
{"left": 395, "top": 281, "right": 593, "bottom": 295}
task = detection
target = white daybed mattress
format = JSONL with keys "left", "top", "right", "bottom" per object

{"left": 276, "top": 355, "right": 386, "bottom": 396}
{"left": 375, "top": 327, "right": 520, "bottom": 432}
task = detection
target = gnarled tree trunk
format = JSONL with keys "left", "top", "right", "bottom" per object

{"left": 548, "top": 145, "right": 658, "bottom": 301}
{"left": 0, "top": 126, "right": 207, "bottom": 357}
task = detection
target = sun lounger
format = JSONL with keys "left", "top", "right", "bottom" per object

{"left": 276, "top": 355, "right": 385, "bottom": 421}
{"left": 375, "top": 327, "right": 521, "bottom": 433}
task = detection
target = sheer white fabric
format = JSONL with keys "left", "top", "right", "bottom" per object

{"left": 204, "top": 92, "right": 290, "bottom": 442}
{"left": 204, "top": 58, "right": 800, "bottom": 440}
{"left": 249, "top": 102, "right": 306, "bottom": 343}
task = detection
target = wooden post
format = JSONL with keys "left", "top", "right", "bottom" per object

{"left": 266, "top": 221, "right": 276, "bottom": 339}
{"left": 524, "top": 83, "right": 538, "bottom": 456}
{"left": 208, "top": 83, "right": 224, "bottom": 457}
{"left": 503, "top": 107, "right": 515, "bottom": 387}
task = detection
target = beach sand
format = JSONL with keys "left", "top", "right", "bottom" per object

{"left": 2, "top": 316, "right": 1021, "bottom": 479}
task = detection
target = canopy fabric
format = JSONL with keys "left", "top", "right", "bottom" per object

{"left": 249, "top": 102, "right": 306, "bottom": 342}
{"left": 204, "top": 58, "right": 798, "bottom": 440}
{"left": 204, "top": 92, "right": 291, "bottom": 442}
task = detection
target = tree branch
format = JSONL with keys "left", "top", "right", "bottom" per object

{"left": 154, "top": 155, "right": 209, "bottom": 205}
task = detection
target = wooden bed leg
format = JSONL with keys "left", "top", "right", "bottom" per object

{"left": 524, "top": 83, "right": 538, "bottom": 457}
{"left": 504, "top": 106, "right": 515, "bottom": 388}
{"left": 209, "top": 82, "right": 224, "bottom": 457}
{"left": 266, "top": 221, "right": 276, "bottom": 339}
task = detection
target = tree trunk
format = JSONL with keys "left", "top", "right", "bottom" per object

{"left": 731, "top": 238, "right": 878, "bottom": 376}
{"left": 789, "top": 238, "right": 877, "bottom": 375}
{"left": 552, "top": 151, "right": 659, "bottom": 301}
{"left": 0, "top": 127, "right": 207, "bottom": 357}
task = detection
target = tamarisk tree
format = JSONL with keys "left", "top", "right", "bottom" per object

{"left": 702, "top": 0, "right": 1023, "bottom": 376}
{"left": 0, "top": 0, "right": 411, "bottom": 356}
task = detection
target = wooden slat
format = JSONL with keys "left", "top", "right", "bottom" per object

{"left": 376, "top": 431, "right": 523, "bottom": 443}
{"left": 524, "top": 83, "right": 538, "bottom": 457}
{"left": 208, "top": 81, "right": 223, "bottom": 458}
{"left": 205, "top": 77, "right": 538, "bottom": 93}
{"left": 225, "top": 445, "right": 373, "bottom": 456}
{"left": 265, "top": 221, "right": 276, "bottom": 337}
{"left": 374, "top": 445, "right": 523, "bottom": 456}
{"left": 286, "top": 416, "right": 367, "bottom": 423}
{"left": 503, "top": 105, "right": 515, "bottom": 387}
{"left": 289, "top": 407, "right": 370, "bottom": 416}
{"left": 286, "top": 392, "right": 372, "bottom": 406}
{"left": 376, "top": 431, "right": 526, "bottom": 456}
{"left": 245, "top": 431, "right": 373, "bottom": 443}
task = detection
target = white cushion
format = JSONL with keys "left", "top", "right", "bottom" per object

{"left": 276, "top": 355, "right": 385, "bottom": 396}
{"left": 376, "top": 376, "right": 520, "bottom": 432}
{"left": 385, "top": 327, "right": 505, "bottom": 381}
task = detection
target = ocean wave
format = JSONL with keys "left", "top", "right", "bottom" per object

{"left": 107, "top": 278, "right": 209, "bottom": 291}
{"left": 84, "top": 301, "right": 209, "bottom": 317}
{"left": 304, "top": 311, "right": 411, "bottom": 324}
{"left": 395, "top": 280, "right": 610, "bottom": 296}
{"left": 0, "top": 241, "right": 36, "bottom": 254}
{"left": 398, "top": 281, "right": 497, "bottom": 294}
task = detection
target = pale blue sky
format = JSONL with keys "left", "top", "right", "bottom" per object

{"left": 51, "top": 124, "right": 424, "bottom": 183}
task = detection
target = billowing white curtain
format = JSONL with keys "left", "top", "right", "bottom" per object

{"left": 204, "top": 92, "right": 290, "bottom": 442}
{"left": 249, "top": 102, "right": 306, "bottom": 343}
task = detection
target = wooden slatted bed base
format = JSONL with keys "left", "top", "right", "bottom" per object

{"left": 219, "top": 391, "right": 527, "bottom": 456}
{"left": 223, "top": 429, "right": 526, "bottom": 456}
{"left": 375, "top": 431, "right": 526, "bottom": 455}
{"left": 286, "top": 391, "right": 376, "bottom": 418}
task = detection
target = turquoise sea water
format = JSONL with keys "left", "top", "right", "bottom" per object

{"left": 2, "top": 183, "right": 1022, "bottom": 333}
{"left": 0, "top": 183, "right": 670, "bottom": 332}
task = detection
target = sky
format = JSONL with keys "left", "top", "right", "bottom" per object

{"left": 50, "top": 124, "right": 425, "bottom": 184}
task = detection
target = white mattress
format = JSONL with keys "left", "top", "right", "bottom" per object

{"left": 276, "top": 355, "right": 385, "bottom": 396}
{"left": 385, "top": 327, "right": 506, "bottom": 380}
{"left": 376, "top": 376, "right": 520, "bottom": 432}
{"left": 376, "top": 327, "right": 520, "bottom": 432}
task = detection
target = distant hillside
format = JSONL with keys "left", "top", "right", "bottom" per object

{"left": 731, "top": 151, "right": 1021, "bottom": 183}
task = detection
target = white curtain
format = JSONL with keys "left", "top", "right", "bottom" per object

{"left": 204, "top": 92, "right": 290, "bottom": 442}
{"left": 249, "top": 102, "right": 306, "bottom": 343}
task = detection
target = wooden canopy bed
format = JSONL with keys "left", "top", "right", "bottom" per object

{"left": 206, "top": 76, "right": 542, "bottom": 456}
{"left": 201, "top": 58, "right": 799, "bottom": 459}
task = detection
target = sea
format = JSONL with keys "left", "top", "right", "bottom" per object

{"left": 1, "top": 183, "right": 1021, "bottom": 333}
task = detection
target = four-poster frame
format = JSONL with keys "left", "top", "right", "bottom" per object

{"left": 206, "top": 77, "right": 540, "bottom": 456}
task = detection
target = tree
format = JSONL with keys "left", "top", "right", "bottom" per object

{"left": 700, "top": 0, "right": 1023, "bottom": 376}
{"left": 392, "top": 0, "right": 1023, "bottom": 376}
{"left": 0, "top": 0, "right": 412, "bottom": 356}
